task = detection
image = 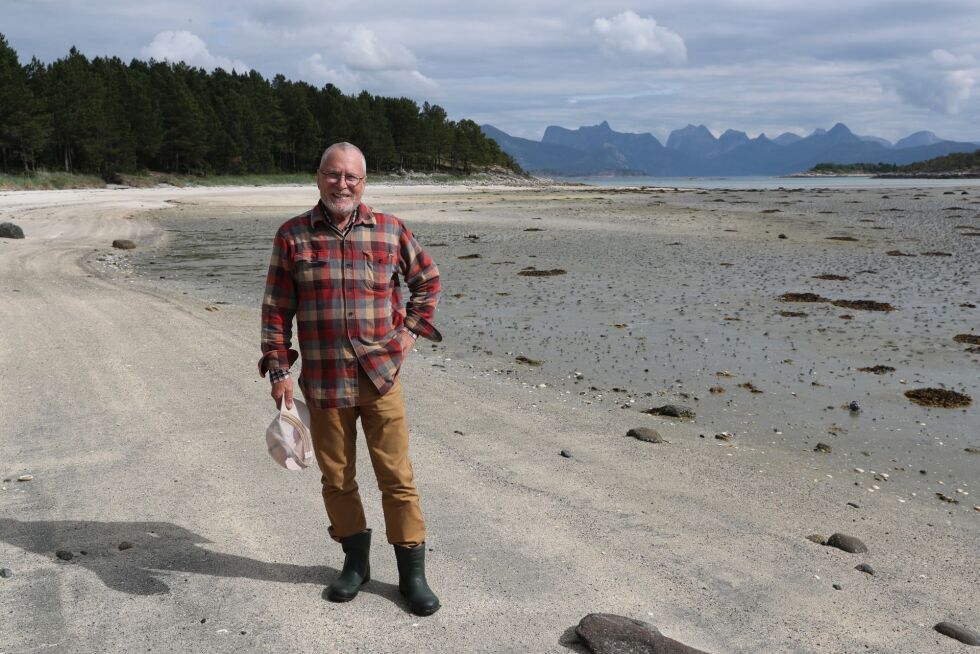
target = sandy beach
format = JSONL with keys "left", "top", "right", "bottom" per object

{"left": 1, "top": 182, "right": 978, "bottom": 653}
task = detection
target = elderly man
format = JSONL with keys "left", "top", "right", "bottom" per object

{"left": 259, "top": 142, "right": 442, "bottom": 615}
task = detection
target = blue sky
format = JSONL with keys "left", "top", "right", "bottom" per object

{"left": 2, "top": 1, "right": 978, "bottom": 143}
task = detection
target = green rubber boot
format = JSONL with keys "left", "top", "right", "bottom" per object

{"left": 394, "top": 543, "right": 440, "bottom": 616}
{"left": 326, "top": 529, "right": 371, "bottom": 602}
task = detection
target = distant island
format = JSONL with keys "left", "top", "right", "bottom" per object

{"left": 804, "top": 149, "right": 980, "bottom": 178}
{"left": 482, "top": 121, "right": 980, "bottom": 177}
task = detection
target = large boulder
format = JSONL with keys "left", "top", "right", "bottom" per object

{"left": 0, "top": 222, "right": 25, "bottom": 239}
{"left": 575, "top": 613, "right": 711, "bottom": 654}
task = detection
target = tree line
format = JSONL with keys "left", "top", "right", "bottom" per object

{"left": 812, "top": 149, "right": 980, "bottom": 175}
{"left": 0, "top": 34, "right": 520, "bottom": 177}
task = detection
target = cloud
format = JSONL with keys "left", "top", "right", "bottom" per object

{"left": 340, "top": 25, "right": 417, "bottom": 72}
{"left": 592, "top": 11, "right": 687, "bottom": 65}
{"left": 889, "top": 49, "right": 978, "bottom": 114}
{"left": 141, "top": 31, "right": 249, "bottom": 72}
{"left": 299, "top": 52, "right": 436, "bottom": 97}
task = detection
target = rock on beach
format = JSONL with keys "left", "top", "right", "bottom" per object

{"left": 575, "top": 613, "right": 711, "bottom": 654}
{"left": 825, "top": 533, "right": 868, "bottom": 553}
{"left": 627, "top": 427, "right": 665, "bottom": 443}
{"left": 934, "top": 622, "right": 980, "bottom": 646}
{"left": 0, "top": 222, "right": 25, "bottom": 239}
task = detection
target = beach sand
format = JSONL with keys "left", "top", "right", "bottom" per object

{"left": 1, "top": 183, "right": 977, "bottom": 653}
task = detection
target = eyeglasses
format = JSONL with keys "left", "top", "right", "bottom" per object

{"left": 318, "top": 170, "right": 364, "bottom": 185}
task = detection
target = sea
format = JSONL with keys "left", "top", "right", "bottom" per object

{"left": 563, "top": 175, "right": 980, "bottom": 190}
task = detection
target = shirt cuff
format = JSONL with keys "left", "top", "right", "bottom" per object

{"left": 269, "top": 368, "right": 291, "bottom": 383}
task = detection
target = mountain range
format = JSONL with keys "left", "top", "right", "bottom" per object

{"left": 481, "top": 121, "right": 980, "bottom": 177}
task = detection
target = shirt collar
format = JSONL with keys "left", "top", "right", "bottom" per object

{"left": 311, "top": 201, "right": 376, "bottom": 231}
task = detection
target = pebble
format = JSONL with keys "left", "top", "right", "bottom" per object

{"left": 855, "top": 563, "right": 875, "bottom": 575}
{"left": 626, "top": 427, "right": 665, "bottom": 444}
{"left": 934, "top": 621, "right": 980, "bottom": 646}
{"left": 814, "top": 442, "right": 832, "bottom": 453}
{"left": 714, "top": 432, "right": 733, "bottom": 441}
{"left": 118, "top": 541, "right": 135, "bottom": 551}
{"left": 826, "top": 533, "right": 868, "bottom": 553}
{"left": 112, "top": 239, "right": 137, "bottom": 249}
{"left": 17, "top": 475, "right": 33, "bottom": 482}
{"left": 806, "top": 534, "right": 827, "bottom": 545}
{"left": 0, "top": 568, "right": 13, "bottom": 578}
{"left": 832, "top": 583, "right": 843, "bottom": 590}
{"left": 55, "top": 550, "right": 74, "bottom": 561}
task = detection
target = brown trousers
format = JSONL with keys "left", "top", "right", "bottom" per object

{"left": 308, "top": 367, "right": 426, "bottom": 547}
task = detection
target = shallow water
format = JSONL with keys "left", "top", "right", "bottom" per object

{"left": 132, "top": 185, "right": 980, "bottom": 501}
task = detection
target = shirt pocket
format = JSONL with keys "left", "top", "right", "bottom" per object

{"left": 362, "top": 248, "right": 395, "bottom": 293}
{"left": 293, "top": 249, "right": 326, "bottom": 291}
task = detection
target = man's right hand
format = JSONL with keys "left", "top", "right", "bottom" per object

{"left": 272, "top": 376, "right": 294, "bottom": 410}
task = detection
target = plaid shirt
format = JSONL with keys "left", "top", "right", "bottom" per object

{"left": 259, "top": 202, "right": 442, "bottom": 408}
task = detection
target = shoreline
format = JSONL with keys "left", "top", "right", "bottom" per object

{"left": 1, "top": 184, "right": 977, "bottom": 653}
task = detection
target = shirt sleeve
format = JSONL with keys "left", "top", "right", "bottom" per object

{"left": 397, "top": 222, "right": 443, "bottom": 343}
{"left": 259, "top": 231, "right": 300, "bottom": 376}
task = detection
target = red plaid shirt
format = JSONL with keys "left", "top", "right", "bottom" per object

{"left": 259, "top": 202, "right": 442, "bottom": 408}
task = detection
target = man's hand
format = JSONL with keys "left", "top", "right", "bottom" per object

{"left": 272, "top": 376, "right": 294, "bottom": 410}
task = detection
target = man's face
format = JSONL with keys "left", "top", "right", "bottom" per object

{"left": 317, "top": 149, "right": 366, "bottom": 219}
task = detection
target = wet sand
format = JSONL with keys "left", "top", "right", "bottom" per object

{"left": 130, "top": 184, "right": 980, "bottom": 498}
{"left": 1, "top": 183, "right": 978, "bottom": 653}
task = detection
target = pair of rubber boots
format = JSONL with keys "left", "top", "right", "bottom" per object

{"left": 326, "top": 528, "right": 440, "bottom": 616}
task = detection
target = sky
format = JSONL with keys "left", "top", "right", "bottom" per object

{"left": 2, "top": 1, "right": 979, "bottom": 144}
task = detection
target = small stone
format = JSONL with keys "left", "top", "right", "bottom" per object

{"left": 848, "top": 401, "right": 861, "bottom": 412}
{"left": 934, "top": 621, "right": 980, "bottom": 646}
{"left": 855, "top": 563, "right": 875, "bottom": 575}
{"left": 0, "top": 222, "right": 25, "bottom": 239}
{"left": 814, "top": 442, "right": 832, "bottom": 453}
{"left": 936, "top": 493, "right": 959, "bottom": 504}
{"left": 832, "top": 583, "right": 843, "bottom": 590}
{"left": 559, "top": 449, "right": 573, "bottom": 458}
{"left": 0, "top": 568, "right": 13, "bottom": 578}
{"left": 714, "top": 432, "right": 733, "bottom": 441}
{"left": 826, "top": 533, "right": 868, "bottom": 553}
{"left": 846, "top": 502, "right": 860, "bottom": 508}
{"left": 112, "top": 239, "right": 137, "bottom": 249}
{"left": 965, "top": 447, "right": 980, "bottom": 454}
{"left": 16, "top": 474, "right": 33, "bottom": 482}
{"left": 806, "top": 534, "right": 827, "bottom": 545}
{"left": 627, "top": 427, "right": 665, "bottom": 443}
{"left": 118, "top": 541, "right": 134, "bottom": 551}
{"left": 55, "top": 550, "right": 74, "bottom": 561}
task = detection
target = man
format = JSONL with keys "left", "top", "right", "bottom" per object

{"left": 259, "top": 142, "right": 442, "bottom": 615}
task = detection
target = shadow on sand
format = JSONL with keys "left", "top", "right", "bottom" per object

{"left": 0, "top": 518, "right": 400, "bottom": 602}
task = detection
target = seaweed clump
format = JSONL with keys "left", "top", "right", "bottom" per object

{"left": 832, "top": 299, "right": 895, "bottom": 312}
{"left": 858, "top": 365, "right": 895, "bottom": 374}
{"left": 518, "top": 267, "right": 567, "bottom": 277}
{"left": 904, "top": 388, "right": 972, "bottom": 408}
{"left": 779, "top": 292, "right": 829, "bottom": 303}
{"left": 953, "top": 334, "right": 980, "bottom": 345}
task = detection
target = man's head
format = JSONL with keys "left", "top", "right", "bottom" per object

{"left": 317, "top": 142, "right": 367, "bottom": 220}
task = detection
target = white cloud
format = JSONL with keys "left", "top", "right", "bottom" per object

{"left": 299, "top": 52, "right": 435, "bottom": 97}
{"left": 592, "top": 11, "right": 687, "bottom": 65}
{"left": 141, "top": 31, "right": 249, "bottom": 72}
{"left": 340, "top": 25, "right": 417, "bottom": 72}
{"left": 889, "top": 49, "right": 978, "bottom": 114}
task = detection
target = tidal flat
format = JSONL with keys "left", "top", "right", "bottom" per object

{"left": 130, "top": 184, "right": 979, "bottom": 506}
